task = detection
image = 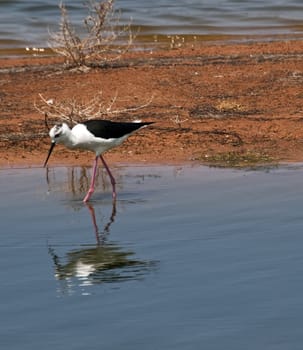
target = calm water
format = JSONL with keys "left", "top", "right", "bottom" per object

{"left": 1, "top": 0, "right": 303, "bottom": 51}
{"left": 1, "top": 164, "right": 303, "bottom": 349}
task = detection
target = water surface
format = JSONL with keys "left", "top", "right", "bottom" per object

{"left": 1, "top": 164, "right": 303, "bottom": 349}
{"left": 1, "top": 0, "right": 303, "bottom": 51}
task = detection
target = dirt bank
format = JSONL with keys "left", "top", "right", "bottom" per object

{"left": 1, "top": 39, "right": 303, "bottom": 168}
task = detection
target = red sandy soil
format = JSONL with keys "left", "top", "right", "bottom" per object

{"left": 1, "top": 39, "right": 303, "bottom": 168}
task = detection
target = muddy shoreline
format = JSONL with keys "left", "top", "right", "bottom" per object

{"left": 1, "top": 39, "right": 303, "bottom": 168}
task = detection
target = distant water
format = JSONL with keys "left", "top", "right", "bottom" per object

{"left": 1, "top": 0, "right": 303, "bottom": 53}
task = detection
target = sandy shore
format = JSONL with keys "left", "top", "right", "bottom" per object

{"left": 1, "top": 39, "right": 303, "bottom": 168}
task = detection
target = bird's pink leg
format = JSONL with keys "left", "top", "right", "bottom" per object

{"left": 83, "top": 156, "right": 99, "bottom": 203}
{"left": 100, "top": 155, "right": 117, "bottom": 199}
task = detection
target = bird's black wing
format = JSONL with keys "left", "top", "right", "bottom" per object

{"left": 83, "top": 119, "right": 153, "bottom": 139}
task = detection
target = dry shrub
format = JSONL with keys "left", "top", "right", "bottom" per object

{"left": 35, "top": 93, "right": 153, "bottom": 128}
{"left": 49, "top": 0, "right": 134, "bottom": 67}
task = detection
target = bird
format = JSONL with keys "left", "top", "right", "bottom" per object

{"left": 43, "top": 119, "right": 154, "bottom": 202}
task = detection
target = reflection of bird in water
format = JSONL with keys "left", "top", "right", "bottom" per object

{"left": 43, "top": 119, "right": 153, "bottom": 202}
{"left": 48, "top": 244, "right": 155, "bottom": 287}
{"left": 47, "top": 200, "right": 157, "bottom": 294}
{"left": 45, "top": 167, "right": 119, "bottom": 202}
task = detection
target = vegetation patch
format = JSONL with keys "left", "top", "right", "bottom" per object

{"left": 189, "top": 101, "right": 261, "bottom": 119}
{"left": 201, "top": 150, "right": 276, "bottom": 168}
{"left": 215, "top": 100, "right": 247, "bottom": 113}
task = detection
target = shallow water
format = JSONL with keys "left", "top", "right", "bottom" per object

{"left": 1, "top": 0, "right": 303, "bottom": 51}
{"left": 1, "top": 164, "right": 303, "bottom": 349}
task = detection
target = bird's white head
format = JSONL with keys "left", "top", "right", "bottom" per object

{"left": 43, "top": 123, "right": 71, "bottom": 167}
{"left": 49, "top": 123, "right": 71, "bottom": 144}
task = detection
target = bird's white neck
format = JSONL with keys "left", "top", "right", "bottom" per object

{"left": 60, "top": 130, "right": 78, "bottom": 149}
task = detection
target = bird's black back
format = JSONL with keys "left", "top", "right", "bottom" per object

{"left": 83, "top": 119, "right": 153, "bottom": 139}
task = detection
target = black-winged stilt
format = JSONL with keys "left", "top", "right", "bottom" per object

{"left": 44, "top": 119, "right": 153, "bottom": 202}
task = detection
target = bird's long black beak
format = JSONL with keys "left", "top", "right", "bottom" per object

{"left": 43, "top": 141, "right": 56, "bottom": 167}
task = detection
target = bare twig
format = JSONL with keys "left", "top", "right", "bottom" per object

{"left": 170, "top": 114, "right": 188, "bottom": 128}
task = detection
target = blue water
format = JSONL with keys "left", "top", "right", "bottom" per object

{"left": 1, "top": 0, "right": 303, "bottom": 49}
{"left": 1, "top": 164, "right": 303, "bottom": 349}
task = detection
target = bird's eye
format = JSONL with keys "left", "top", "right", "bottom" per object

{"left": 53, "top": 124, "right": 63, "bottom": 138}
